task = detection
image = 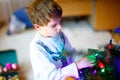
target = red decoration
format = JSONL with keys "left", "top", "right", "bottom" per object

{"left": 11, "top": 63, "right": 19, "bottom": 71}
{"left": 98, "top": 62, "right": 104, "bottom": 68}
{"left": 3, "top": 67, "right": 8, "bottom": 73}
{"left": 108, "top": 44, "right": 112, "bottom": 49}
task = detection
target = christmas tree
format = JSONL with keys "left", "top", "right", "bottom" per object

{"left": 79, "top": 27, "right": 120, "bottom": 80}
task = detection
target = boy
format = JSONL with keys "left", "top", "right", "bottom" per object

{"left": 26, "top": 0, "right": 96, "bottom": 80}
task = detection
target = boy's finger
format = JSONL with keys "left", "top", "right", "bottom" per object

{"left": 90, "top": 63, "right": 96, "bottom": 66}
{"left": 88, "top": 59, "right": 96, "bottom": 63}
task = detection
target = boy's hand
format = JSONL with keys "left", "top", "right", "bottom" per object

{"left": 75, "top": 53, "right": 96, "bottom": 70}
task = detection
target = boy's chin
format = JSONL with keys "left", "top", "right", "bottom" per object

{"left": 47, "top": 34, "right": 56, "bottom": 37}
{"left": 51, "top": 33, "right": 59, "bottom": 37}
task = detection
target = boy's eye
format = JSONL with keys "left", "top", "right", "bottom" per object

{"left": 51, "top": 24, "right": 57, "bottom": 28}
{"left": 50, "top": 20, "right": 62, "bottom": 28}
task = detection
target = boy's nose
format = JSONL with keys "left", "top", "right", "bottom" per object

{"left": 56, "top": 24, "right": 62, "bottom": 31}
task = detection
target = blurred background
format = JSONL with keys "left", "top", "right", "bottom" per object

{"left": 0, "top": 0, "right": 120, "bottom": 80}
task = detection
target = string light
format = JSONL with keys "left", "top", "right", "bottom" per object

{"left": 98, "top": 62, "right": 105, "bottom": 68}
{"left": 101, "top": 68, "right": 105, "bottom": 73}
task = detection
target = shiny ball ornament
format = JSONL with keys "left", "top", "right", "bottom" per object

{"left": 3, "top": 67, "right": 8, "bottom": 73}
{"left": 0, "top": 76, "right": 6, "bottom": 80}
{"left": 11, "top": 63, "right": 19, "bottom": 71}
{"left": 65, "top": 76, "right": 77, "bottom": 80}
{"left": 6, "top": 63, "right": 12, "bottom": 70}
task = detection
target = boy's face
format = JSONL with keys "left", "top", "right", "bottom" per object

{"left": 34, "top": 18, "right": 62, "bottom": 37}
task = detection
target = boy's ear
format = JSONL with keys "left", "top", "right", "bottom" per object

{"left": 33, "top": 24, "right": 41, "bottom": 30}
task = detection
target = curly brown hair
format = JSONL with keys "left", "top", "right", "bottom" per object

{"left": 26, "top": 0, "right": 62, "bottom": 26}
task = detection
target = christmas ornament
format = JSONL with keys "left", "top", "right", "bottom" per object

{"left": 11, "top": 63, "right": 19, "bottom": 71}
{"left": 6, "top": 62, "right": 12, "bottom": 70}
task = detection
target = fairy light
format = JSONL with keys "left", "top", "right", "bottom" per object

{"left": 101, "top": 68, "right": 105, "bottom": 73}
{"left": 98, "top": 62, "right": 105, "bottom": 68}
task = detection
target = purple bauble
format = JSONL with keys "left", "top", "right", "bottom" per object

{"left": 6, "top": 63, "right": 12, "bottom": 70}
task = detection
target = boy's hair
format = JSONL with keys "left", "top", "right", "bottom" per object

{"left": 26, "top": 0, "right": 62, "bottom": 26}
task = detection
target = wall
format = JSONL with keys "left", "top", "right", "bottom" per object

{"left": 0, "top": 0, "right": 32, "bottom": 23}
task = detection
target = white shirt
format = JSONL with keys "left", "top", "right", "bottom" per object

{"left": 30, "top": 32, "right": 79, "bottom": 80}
